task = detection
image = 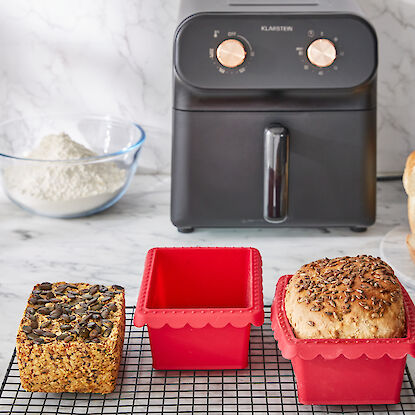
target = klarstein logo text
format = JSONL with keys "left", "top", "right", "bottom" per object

{"left": 261, "top": 25, "right": 294, "bottom": 32}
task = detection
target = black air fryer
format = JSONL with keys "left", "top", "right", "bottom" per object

{"left": 171, "top": 0, "right": 377, "bottom": 233}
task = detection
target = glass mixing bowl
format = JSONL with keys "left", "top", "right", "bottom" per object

{"left": 0, "top": 114, "right": 146, "bottom": 218}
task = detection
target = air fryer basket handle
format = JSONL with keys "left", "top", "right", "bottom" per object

{"left": 264, "top": 125, "right": 289, "bottom": 223}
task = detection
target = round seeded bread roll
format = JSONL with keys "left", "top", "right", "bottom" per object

{"left": 285, "top": 255, "right": 406, "bottom": 339}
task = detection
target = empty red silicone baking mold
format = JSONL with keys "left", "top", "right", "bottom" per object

{"left": 134, "top": 247, "right": 264, "bottom": 370}
{"left": 271, "top": 275, "right": 415, "bottom": 405}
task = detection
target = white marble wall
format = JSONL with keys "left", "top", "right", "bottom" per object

{"left": 0, "top": 0, "right": 414, "bottom": 175}
{"left": 358, "top": 0, "right": 415, "bottom": 175}
{"left": 0, "top": 0, "right": 178, "bottom": 174}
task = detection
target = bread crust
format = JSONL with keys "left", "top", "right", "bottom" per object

{"left": 403, "top": 153, "right": 415, "bottom": 259}
{"left": 407, "top": 196, "right": 415, "bottom": 235}
{"left": 16, "top": 282, "right": 125, "bottom": 394}
{"left": 285, "top": 255, "right": 406, "bottom": 339}
{"left": 407, "top": 234, "right": 415, "bottom": 264}
{"left": 403, "top": 151, "right": 415, "bottom": 196}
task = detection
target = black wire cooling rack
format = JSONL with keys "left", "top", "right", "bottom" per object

{"left": 1, "top": 306, "right": 415, "bottom": 414}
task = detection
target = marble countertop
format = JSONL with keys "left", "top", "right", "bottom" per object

{"left": 0, "top": 174, "right": 413, "bottom": 381}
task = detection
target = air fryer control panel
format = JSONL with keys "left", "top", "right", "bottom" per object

{"left": 175, "top": 14, "right": 377, "bottom": 89}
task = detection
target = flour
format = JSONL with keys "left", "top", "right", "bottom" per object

{"left": 4, "top": 133, "right": 127, "bottom": 216}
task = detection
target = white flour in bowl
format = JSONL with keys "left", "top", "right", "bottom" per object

{"left": 3, "top": 133, "right": 126, "bottom": 216}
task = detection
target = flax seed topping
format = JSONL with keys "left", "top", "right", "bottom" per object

{"left": 285, "top": 255, "right": 406, "bottom": 339}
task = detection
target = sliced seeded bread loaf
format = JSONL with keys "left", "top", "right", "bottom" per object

{"left": 285, "top": 255, "right": 406, "bottom": 339}
{"left": 16, "top": 282, "right": 125, "bottom": 394}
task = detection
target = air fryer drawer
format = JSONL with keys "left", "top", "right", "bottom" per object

{"left": 171, "top": 109, "right": 376, "bottom": 228}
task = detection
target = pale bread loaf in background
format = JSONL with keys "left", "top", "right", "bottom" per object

{"left": 403, "top": 151, "right": 415, "bottom": 261}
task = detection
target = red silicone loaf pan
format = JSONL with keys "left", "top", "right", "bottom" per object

{"left": 271, "top": 275, "right": 415, "bottom": 405}
{"left": 134, "top": 247, "right": 264, "bottom": 370}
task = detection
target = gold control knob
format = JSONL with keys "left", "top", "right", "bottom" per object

{"left": 216, "top": 39, "right": 246, "bottom": 68}
{"left": 307, "top": 38, "right": 337, "bottom": 68}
